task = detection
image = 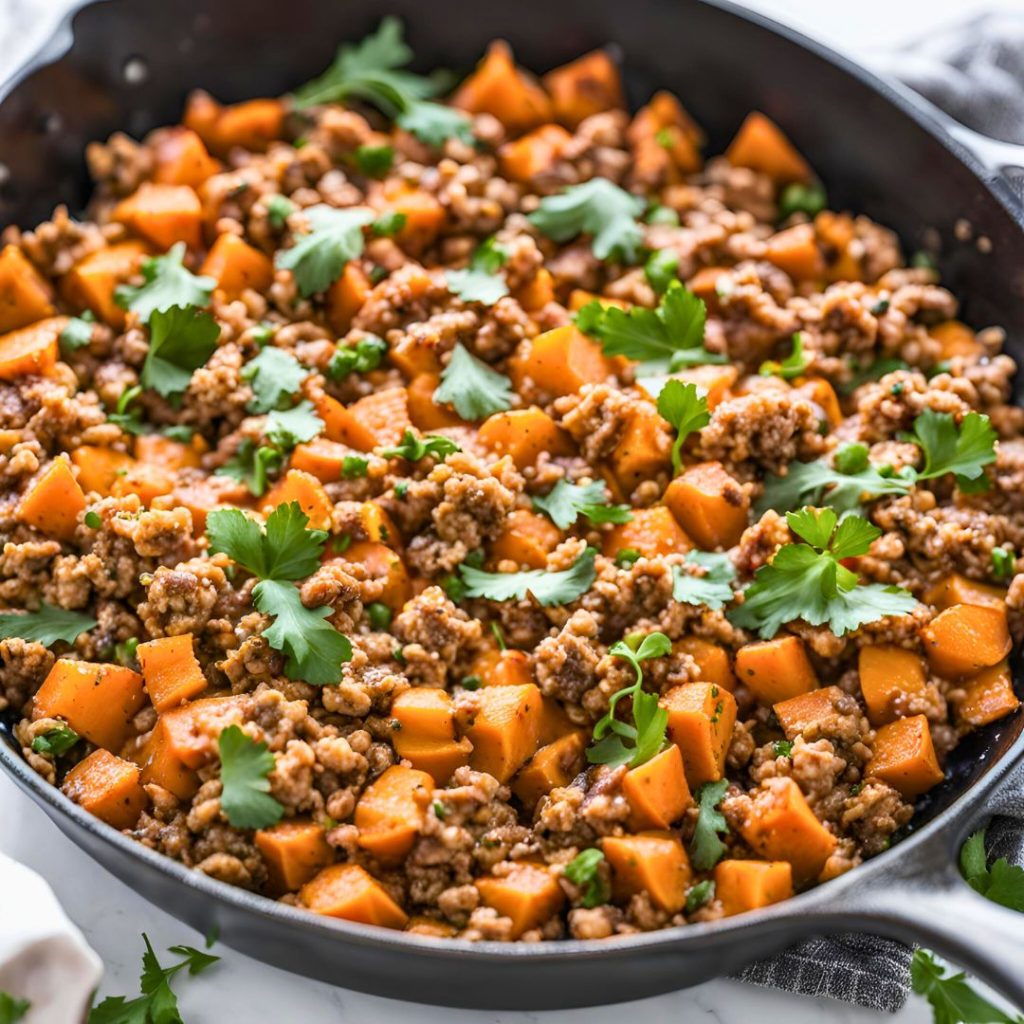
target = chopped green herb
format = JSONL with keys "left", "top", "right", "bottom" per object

{"left": 115, "top": 242, "right": 215, "bottom": 321}
{"left": 907, "top": 408, "right": 997, "bottom": 491}
{"left": 342, "top": 455, "right": 370, "bottom": 479}
{"left": 991, "top": 548, "right": 1016, "bottom": 581}
{"left": 433, "top": 341, "right": 513, "bottom": 420}
{"left": 778, "top": 181, "right": 827, "bottom": 220}
{"left": 276, "top": 204, "right": 374, "bottom": 297}
{"left": 564, "top": 848, "right": 610, "bottom": 908}
{"left": 328, "top": 333, "right": 388, "bottom": 378}
{"left": 366, "top": 601, "right": 393, "bottom": 631}
{"left": 773, "top": 739, "right": 793, "bottom": 758}
{"left": 217, "top": 440, "right": 283, "bottom": 497}
{"left": 84, "top": 510, "right": 102, "bottom": 529}
{"left": 910, "top": 949, "right": 1022, "bottom": 1024}
{"left": 115, "top": 637, "right": 139, "bottom": 666}
{"left": 266, "top": 194, "right": 295, "bottom": 230}
{"left": 108, "top": 385, "right": 146, "bottom": 436}
{"left": 685, "top": 879, "right": 716, "bottom": 914}
{"left": 0, "top": 603, "right": 97, "bottom": 647}
{"left": 646, "top": 203, "right": 680, "bottom": 226}
{"left": 615, "top": 548, "right": 642, "bottom": 567}
{"left": 959, "top": 828, "right": 1024, "bottom": 912}
{"left": 432, "top": 800, "right": 448, "bottom": 819}
{"left": 446, "top": 237, "right": 509, "bottom": 305}
{"left": 217, "top": 725, "right": 282, "bottom": 829}
{"left": 394, "top": 480, "right": 409, "bottom": 499}
{"left": 372, "top": 211, "right": 407, "bottom": 237}
{"left": 264, "top": 401, "right": 324, "bottom": 449}
{"left": 242, "top": 345, "right": 307, "bottom": 413}
{"left": 759, "top": 333, "right": 810, "bottom": 380}
{"left": 689, "top": 779, "right": 729, "bottom": 870}
{"left": 458, "top": 547, "right": 596, "bottom": 607}
{"left": 59, "top": 310, "right": 95, "bottom": 353}
{"left": 657, "top": 378, "right": 710, "bottom": 474}
{"left": 142, "top": 305, "right": 221, "bottom": 399}
{"left": 460, "top": 675, "right": 481, "bottom": 690}
{"left": 644, "top": 249, "right": 679, "bottom": 295}
{"left": 671, "top": 551, "right": 736, "bottom": 610}
{"left": 532, "top": 478, "right": 631, "bottom": 529}
{"left": 355, "top": 143, "right": 395, "bottom": 177}
{"left": 378, "top": 428, "right": 460, "bottom": 462}
{"left": 397, "top": 101, "right": 474, "bottom": 147}
{"left": 31, "top": 725, "right": 80, "bottom": 757}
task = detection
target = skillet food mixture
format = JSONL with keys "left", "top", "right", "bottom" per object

{"left": 1, "top": 18, "right": 1022, "bottom": 940}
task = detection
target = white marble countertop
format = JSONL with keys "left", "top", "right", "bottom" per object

{"left": 1, "top": 1, "right": 1021, "bottom": 1021}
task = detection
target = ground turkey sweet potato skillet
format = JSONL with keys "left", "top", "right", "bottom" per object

{"left": 0, "top": 0, "right": 1023, "bottom": 1010}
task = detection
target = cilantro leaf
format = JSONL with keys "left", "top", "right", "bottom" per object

{"left": 576, "top": 282, "right": 723, "bottom": 375}
{"left": 31, "top": 725, "right": 81, "bottom": 757}
{"left": 729, "top": 507, "right": 918, "bottom": 638}
{"left": 446, "top": 238, "right": 509, "bottom": 305}
{"left": 458, "top": 547, "right": 596, "bottom": 606}
{"left": 672, "top": 551, "right": 736, "bottom": 610}
{"left": 644, "top": 249, "right": 679, "bottom": 294}
{"left": 354, "top": 144, "right": 394, "bottom": 177}
{"left": 433, "top": 342, "right": 513, "bottom": 420}
{"left": 141, "top": 305, "right": 220, "bottom": 399}
{"left": 657, "top": 378, "right": 710, "bottom": 474}
{"left": 759, "top": 333, "right": 810, "bottom": 380}
{"left": 689, "top": 779, "right": 729, "bottom": 870}
{"left": 276, "top": 204, "right": 374, "bottom": 297}
{"left": 778, "top": 181, "right": 827, "bottom": 220}
{"left": 266, "top": 194, "right": 295, "bottom": 230}
{"left": 0, "top": 603, "right": 96, "bottom": 646}
{"left": 0, "top": 993, "right": 29, "bottom": 1024}
{"left": 242, "top": 346, "right": 307, "bottom": 413}
{"left": 328, "top": 334, "right": 387, "bottom": 378}
{"left": 564, "top": 848, "right": 610, "bottom": 908}
{"left": 207, "top": 503, "right": 325, "bottom": 581}
{"left": 59, "top": 310, "right": 95, "bottom": 353}
{"left": 587, "top": 631, "right": 671, "bottom": 769}
{"left": 217, "top": 440, "right": 282, "bottom": 497}
{"left": 264, "top": 401, "right": 324, "bottom": 448}
{"left": 217, "top": 725, "right": 282, "bottom": 829}
{"left": 377, "top": 428, "right": 460, "bottom": 461}
{"left": 910, "top": 950, "right": 1023, "bottom": 1024}
{"left": 532, "top": 478, "right": 631, "bottom": 529}
{"left": 397, "top": 101, "right": 474, "bottom": 147}
{"left": 529, "top": 177, "right": 645, "bottom": 263}
{"left": 685, "top": 879, "right": 716, "bottom": 914}
{"left": 960, "top": 828, "right": 1024, "bottom": 912}
{"left": 115, "top": 242, "right": 215, "bottom": 321}
{"left": 108, "top": 385, "right": 146, "bottom": 436}
{"left": 909, "top": 409, "right": 997, "bottom": 490}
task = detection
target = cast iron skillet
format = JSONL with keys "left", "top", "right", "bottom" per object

{"left": 1, "top": 0, "right": 1022, "bottom": 1010}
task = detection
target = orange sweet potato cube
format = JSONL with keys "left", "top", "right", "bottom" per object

{"left": 866, "top": 714, "right": 945, "bottom": 799}
{"left": 474, "top": 863, "right": 565, "bottom": 938}
{"left": 0, "top": 244, "right": 54, "bottom": 333}
{"left": 60, "top": 241, "right": 149, "bottom": 329}
{"left": 255, "top": 818, "right": 334, "bottom": 894}
{"left": 954, "top": 660, "right": 1021, "bottom": 729}
{"left": 735, "top": 636, "right": 818, "bottom": 704}
{"left": 113, "top": 183, "right": 203, "bottom": 251}
{"left": 62, "top": 749, "right": 147, "bottom": 829}
{"left": 663, "top": 460, "right": 749, "bottom": 550}
{"left": 623, "top": 743, "right": 692, "bottom": 830}
{"left": 477, "top": 408, "right": 573, "bottom": 469}
{"left": 137, "top": 634, "right": 208, "bottom": 713}
{"left": 858, "top": 645, "right": 927, "bottom": 726}
{"left": 725, "top": 111, "right": 812, "bottom": 184}
{"left": 673, "top": 637, "right": 736, "bottom": 692}
{"left": 490, "top": 510, "right": 562, "bottom": 569}
{"left": 714, "top": 859, "right": 793, "bottom": 917}
{"left": 354, "top": 765, "right": 433, "bottom": 864}
{"left": 200, "top": 232, "right": 273, "bottom": 298}
{"left": 602, "top": 506, "right": 692, "bottom": 559}
{"left": 511, "top": 731, "right": 585, "bottom": 809}
{"left": 299, "top": 863, "right": 408, "bottom": 928}
{"left": 602, "top": 831, "right": 692, "bottom": 913}
{"left": 921, "top": 603, "right": 1011, "bottom": 679}
{"left": 466, "top": 683, "right": 543, "bottom": 783}
{"left": 662, "top": 682, "right": 737, "bottom": 788}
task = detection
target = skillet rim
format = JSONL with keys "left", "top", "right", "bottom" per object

{"left": 0, "top": 0, "right": 1022, "bottom": 962}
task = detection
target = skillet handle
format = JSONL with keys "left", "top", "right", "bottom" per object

{"left": 808, "top": 814, "right": 1024, "bottom": 1011}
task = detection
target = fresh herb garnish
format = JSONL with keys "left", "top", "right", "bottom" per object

{"left": 433, "top": 342, "right": 514, "bottom": 420}
{"left": 564, "top": 848, "right": 610, "bottom": 908}
{"left": 445, "top": 238, "right": 509, "bottom": 305}
{"left": 729, "top": 507, "right": 918, "bottom": 638}
{"left": 276, "top": 204, "right": 374, "bottom": 297}
{"left": 458, "top": 547, "right": 596, "bottom": 606}
{"left": 644, "top": 249, "right": 679, "bottom": 294}
{"left": 0, "top": 604, "right": 97, "bottom": 646}
{"left": 910, "top": 950, "right": 1023, "bottom": 1024}
{"left": 587, "top": 631, "right": 671, "bottom": 769}
{"left": 991, "top": 548, "right": 1016, "bottom": 581}
{"left": 685, "top": 879, "right": 716, "bottom": 914}
{"left": 397, "top": 101, "right": 475, "bottom": 147}
{"left": 342, "top": 455, "right": 370, "bottom": 479}
{"left": 773, "top": 739, "right": 794, "bottom": 758}
{"left": 216, "top": 724, "right": 283, "bottom": 829}
{"left": 31, "top": 725, "right": 81, "bottom": 757}
{"left": 266, "top": 194, "right": 295, "bottom": 230}
{"left": 108, "top": 385, "right": 146, "bottom": 435}
{"left": 531, "top": 479, "right": 631, "bottom": 529}
{"left": 378, "top": 428, "right": 460, "bottom": 462}
{"left": 206, "top": 503, "right": 353, "bottom": 683}
{"left": 354, "top": 144, "right": 395, "bottom": 177}
{"left": 141, "top": 305, "right": 221, "bottom": 399}
{"left": 960, "top": 828, "right": 1024, "bottom": 912}
{"left": 242, "top": 346, "right": 307, "bottom": 413}
{"left": 264, "top": 400, "right": 323, "bottom": 449}
{"left": 115, "top": 243, "right": 215, "bottom": 321}
{"left": 907, "top": 408, "right": 997, "bottom": 491}
{"left": 689, "top": 779, "right": 730, "bottom": 870}
{"left": 59, "top": 310, "right": 95, "bottom": 353}
{"left": 328, "top": 334, "right": 388, "bottom": 378}
{"left": 372, "top": 212, "right": 407, "bottom": 238}
{"left": 671, "top": 551, "right": 736, "bottom": 610}
{"left": 218, "top": 440, "right": 283, "bottom": 497}
{"left": 657, "top": 378, "right": 710, "bottom": 474}
{"left": 529, "top": 177, "right": 645, "bottom": 263}
{"left": 0, "top": 992, "right": 29, "bottom": 1024}
{"left": 365, "top": 601, "right": 392, "bottom": 631}
{"left": 759, "top": 333, "right": 810, "bottom": 380}
{"left": 615, "top": 548, "right": 641, "bottom": 567}
{"left": 778, "top": 181, "right": 827, "bottom": 220}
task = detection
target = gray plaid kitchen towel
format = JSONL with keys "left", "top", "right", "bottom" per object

{"left": 739, "top": 16, "right": 1024, "bottom": 1012}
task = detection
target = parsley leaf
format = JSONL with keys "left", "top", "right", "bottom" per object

{"left": 685, "top": 879, "right": 716, "bottom": 914}
{"left": 217, "top": 440, "right": 282, "bottom": 497}
{"left": 644, "top": 249, "right": 679, "bottom": 294}
{"left": 909, "top": 409, "right": 997, "bottom": 490}
{"left": 960, "top": 828, "right": 1024, "bottom": 912}
{"left": 778, "top": 181, "right": 827, "bottom": 220}
{"left": 991, "top": 548, "right": 1017, "bottom": 581}
{"left": 266, "top": 194, "right": 295, "bottom": 230}
{"left": 759, "top": 333, "right": 810, "bottom": 380}
{"left": 433, "top": 342, "right": 513, "bottom": 420}
{"left": 264, "top": 401, "right": 324, "bottom": 448}
{"left": 397, "top": 101, "right": 474, "bottom": 147}
{"left": 672, "top": 551, "right": 736, "bottom": 610}
{"left": 0, "top": 993, "right": 29, "bottom": 1024}
{"left": 242, "top": 346, "right": 307, "bottom": 413}
{"left": 656, "top": 378, "right": 710, "bottom": 474}
{"left": 328, "top": 334, "right": 388, "bottom": 378}
{"left": 729, "top": 507, "right": 918, "bottom": 638}
{"left": 576, "top": 282, "right": 723, "bottom": 375}
{"left": 108, "top": 385, "right": 146, "bottom": 436}
{"left": 141, "top": 305, "right": 221, "bottom": 398}
{"left": 342, "top": 455, "right": 369, "bottom": 478}
{"left": 529, "top": 177, "right": 645, "bottom": 263}
{"left": 564, "top": 848, "right": 610, "bottom": 908}
{"left": 31, "top": 725, "right": 81, "bottom": 757}
{"left": 0, "top": 603, "right": 96, "bottom": 646}
{"left": 531, "top": 479, "right": 631, "bottom": 529}
{"left": 115, "top": 242, "right": 215, "bottom": 321}
{"left": 378, "top": 428, "right": 460, "bottom": 461}
{"left": 689, "top": 779, "right": 730, "bottom": 870}
{"left": 276, "top": 204, "right": 374, "bottom": 297}
{"left": 587, "top": 631, "right": 671, "bottom": 769}
{"left": 354, "top": 143, "right": 394, "bottom": 177}
{"left": 59, "top": 310, "right": 95, "bottom": 353}
{"left": 446, "top": 238, "right": 509, "bottom": 305}
{"left": 458, "top": 547, "right": 596, "bottom": 606}
{"left": 217, "top": 724, "right": 283, "bottom": 829}
{"left": 910, "top": 950, "right": 1023, "bottom": 1024}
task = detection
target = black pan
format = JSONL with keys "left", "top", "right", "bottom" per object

{"left": 1, "top": 0, "right": 1022, "bottom": 1010}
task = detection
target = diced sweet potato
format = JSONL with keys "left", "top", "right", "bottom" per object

{"left": 34, "top": 658, "right": 145, "bottom": 751}
{"left": 714, "top": 859, "right": 793, "bottom": 917}
{"left": 655, "top": 363, "right": 739, "bottom": 410}
{"left": 184, "top": 91, "right": 285, "bottom": 154}
{"left": 725, "top": 111, "right": 812, "bottom": 184}
{"left": 0, "top": 315, "right": 65, "bottom": 381}
{"left": 113, "top": 183, "right": 203, "bottom": 251}
{"left": 378, "top": 181, "right": 445, "bottom": 253}
{"left": 389, "top": 329, "right": 443, "bottom": 379}
{"left": 348, "top": 386, "right": 411, "bottom": 448}
{"left": 543, "top": 50, "right": 623, "bottom": 127}
{"left": 475, "top": 863, "right": 565, "bottom": 938}
{"left": 923, "top": 573, "right": 1006, "bottom": 611}
{"left": 602, "top": 831, "right": 691, "bottom": 913}
{"left": 953, "top": 660, "right": 1021, "bottom": 729}
{"left": 623, "top": 744, "right": 692, "bottom": 830}
{"left": 326, "top": 263, "right": 371, "bottom": 335}
{"left": 452, "top": 40, "right": 552, "bottom": 134}
{"left": 673, "top": 637, "right": 736, "bottom": 692}
{"left": 355, "top": 764, "right": 433, "bottom": 864}
{"left": 738, "top": 777, "right": 836, "bottom": 883}
{"left": 466, "top": 683, "right": 543, "bottom": 783}
{"left": 151, "top": 477, "right": 249, "bottom": 535}
{"left": 200, "top": 232, "right": 273, "bottom": 298}
{"left": 261, "top": 469, "right": 333, "bottom": 531}
{"left": 921, "top": 603, "right": 1011, "bottom": 678}
{"left": 299, "top": 863, "right": 408, "bottom": 929}
{"left": 858, "top": 646, "right": 927, "bottom": 726}
{"left": 795, "top": 377, "right": 842, "bottom": 429}
{"left": 342, "top": 541, "right": 411, "bottom": 613}
{"left": 511, "top": 731, "right": 585, "bottom": 808}
{"left": 773, "top": 685, "right": 846, "bottom": 741}
{"left": 866, "top": 714, "right": 945, "bottom": 799}
{"left": 477, "top": 408, "right": 573, "bottom": 469}
{"left": 764, "top": 223, "right": 824, "bottom": 281}
{"left": 405, "top": 916, "right": 457, "bottom": 938}
{"left": 134, "top": 432, "right": 204, "bottom": 470}
{"left": 137, "top": 634, "right": 207, "bottom": 713}
{"left": 735, "top": 636, "right": 818, "bottom": 704}
{"left": 536, "top": 695, "right": 574, "bottom": 747}
{"left": 490, "top": 509, "right": 562, "bottom": 569}
{"left": 152, "top": 126, "right": 220, "bottom": 188}
{"left": 391, "top": 687, "right": 473, "bottom": 783}
{"left": 71, "top": 446, "right": 135, "bottom": 496}
{"left": 663, "top": 461, "right": 749, "bottom": 550}
{"left": 815, "top": 211, "right": 863, "bottom": 282}
{"left": 62, "top": 749, "right": 147, "bottom": 829}
{"left": 498, "top": 124, "right": 572, "bottom": 182}
{"left": 662, "top": 682, "right": 737, "bottom": 788}
{"left": 602, "top": 506, "right": 691, "bottom": 559}
{"left": 158, "top": 694, "right": 247, "bottom": 770}
{"left": 628, "top": 91, "right": 703, "bottom": 181}
{"left": 137, "top": 719, "right": 199, "bottom": 801}
{"left": 394, "top": 737, "right": 472, "bottom": 785}
{"left": 472, "top": 648, "right": 534, "bottom": 689}
{"left": 349, "top": 501, "right": 402, "bottom": 550}
{"left": 0, "top": 244, "right": 54, "bottom": 333}
{"left": 255, "top": 818, "right": 334, "bottom": 894}
{"left": 311, "top": 391, "right": 377, "bottom": 452}
{"left": 291, "top": 438, "right": 353, "bottom": 482}
{"left": 407, "top": 373, "right": 466, "bottom": 430}
{"left": 608, "top": 404, "right": 673, "bottom": 492}
{"left": 18, "top": 457, "right": 85, "bottom": 541}
{"left": 929, "top": 320, "right": 983, "bottom": 361}
{"left": 514, "top": 267, "right": 555, "bottom": 312}
{"left": 509, "top": 325, "right": 613, "bottom": 397}
{"left": 110, "top": 462, "right": 176, "bottom": 507}
{"left": 60, "top": 241, "right": 149, "bottom": 329}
